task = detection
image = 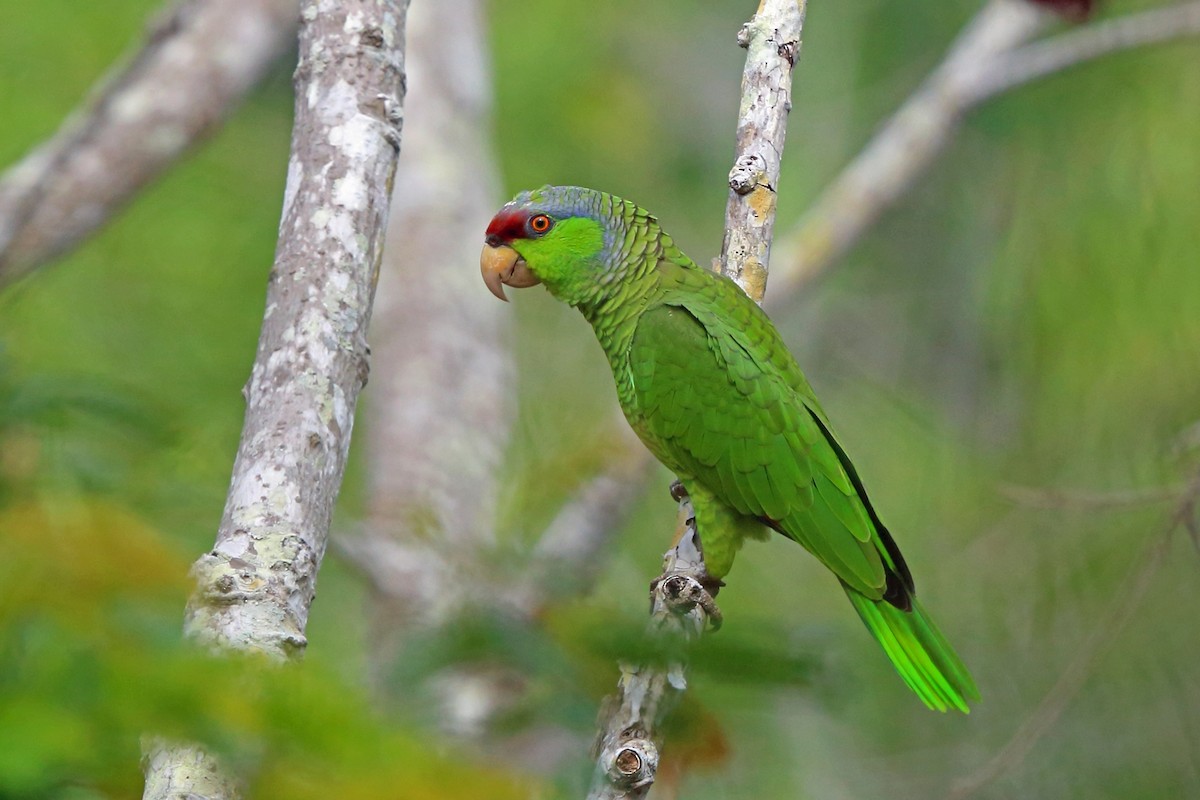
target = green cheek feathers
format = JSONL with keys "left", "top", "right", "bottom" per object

{"left": 514, "top": 217, "right": 606, "bottom": 303}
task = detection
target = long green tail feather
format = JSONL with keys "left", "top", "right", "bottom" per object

{"left": 843, "top": 585, "right": 980, "bottom": 713}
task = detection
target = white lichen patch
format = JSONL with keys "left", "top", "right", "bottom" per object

{"left": 332, "top": 383, "right": 350, "bottom": 430}
{"left": 326, "top": 268, "right": 351, "bottom": 294}
{"left": 310, "top": 203, "right": 363, "bottom": 260}
{"left": 226, "top": 460, "right": 297, "bottom": 529}
{"left": 320, "top": 79, "right": 360, "bottom": 126}
{"left": 147, "top": 125, "right": 189, "bottom": 156}
{"left": 266, "top": 345, "right": 297, "bottom": 374}
{"left": 296, "top": 370, "right": 336, "bottom": 426}
{"left": 383, "top": 11, "right": 402, "bottom": 47}
{"left": 213, "top": 532, "right": 255, "bottom": 560}
{"left": 298, "top": 308, "right": 341, "bottom": 368}
{"left": 343, "top": 10, "right": 365, "bottom": 33}
{"left": 160, "top": 38, "right": 200, "bottom": 71}
{"left": 109, "top": 85, "right": 155, "bottom": 124}
{"left": 332, "top": 173, "right": 368, "bottom": 211}
{"left": 328, "top": 211, "right": 362, "bottom": 257}
{"left": 328, "top": 113, "right": 379, "bottom": 163}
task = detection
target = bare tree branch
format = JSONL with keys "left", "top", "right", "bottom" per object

{"left": 770, "top": 0, "right": 1048, "bottom": 298}
{"left": 0, "top": 0, "right": 299, "bottom": 289}
{"left": 770, "top": 0, "right": 1200, "bottom": 298}
{"left": 142, "top": 1, "right": 409, "bottom": 795}
{"left": 720, "top": 0, "right": 806, "bottom": 302}
{"left": 977, "top": 1, "right": 1200, "bottom": 100}
{"left": 140, "top": 739, "right": 241, "bottom": 800}
{"left": 587, "top": 2, "right": 807, "bottom": 797}
{"left": 588, "top": 497, "right": 709, "bottom": 800}
{"left": 345, "top": 0, "right": 508, "bottom": 641}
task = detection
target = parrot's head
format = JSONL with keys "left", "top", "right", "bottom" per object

{"left": 480, "top": 185, "right": 630, "bottom": 306}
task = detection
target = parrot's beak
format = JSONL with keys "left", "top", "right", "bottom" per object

{"left": 480, "top": 244, "right": 540, "bottom": 301}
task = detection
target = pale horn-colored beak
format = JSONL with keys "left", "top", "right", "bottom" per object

{"left": 480, "top": 244, "right": 540, "bottom": 301}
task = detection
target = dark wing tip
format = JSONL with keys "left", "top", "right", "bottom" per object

{"left": 883, "top": 566, "right": 913, "bottom": 612}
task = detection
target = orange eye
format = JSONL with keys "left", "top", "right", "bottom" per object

{"left": 529, "top": 214, "right": 552, "bottom": 234}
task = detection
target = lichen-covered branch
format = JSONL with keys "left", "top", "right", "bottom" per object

{"left": 140, "top": 740, "right": 241, "bottom": 800}
{"left": 720, "top": 0, "right": 807, "bottom": 303}
{"left": 587, "top": 2, "right": 806, "bottom": 797}
{"left": 771, "top": 0, "right": 1200, "bottom": 298}
{"left": 142, "top": 1, "right": 409, "bottom": 796}
{"left": 0, "top": 0, "right": 299, "bottom": 289}
{"left": 587, "top": 498, "right": 709, "bottom": 800}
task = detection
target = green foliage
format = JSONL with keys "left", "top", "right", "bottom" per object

{"left": 0, "top": 500, "right": 528, "bottom": 798}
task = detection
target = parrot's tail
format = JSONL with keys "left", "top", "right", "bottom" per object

{"left": 843, "top": 585, "right": 980, "bottom": 713}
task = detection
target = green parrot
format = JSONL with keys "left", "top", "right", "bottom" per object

{"left": 481, "top": 185, "right": 979, "bottom": 713}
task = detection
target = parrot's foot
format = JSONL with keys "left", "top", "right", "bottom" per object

{"left": 649, "top": 572, "right": 725, "bottom": 631}
{"left": 668, "top": 479, "right": 689, "bottom": 502}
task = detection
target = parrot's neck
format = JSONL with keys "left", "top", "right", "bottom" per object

{"left": 577, "top": 253, "right": 683, "bottom": 424}
{"left": 576, "top": 257, "right": 662, "bottom": 365}
{"left": 572, "top": 226, "right": 695, "bottom": 402}
{"left": 586, "top": 293, "right": 656, "bottom": 420}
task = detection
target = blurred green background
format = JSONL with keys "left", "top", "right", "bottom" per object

{"left": 2, "top": 0, "right": 1199, "bottom": 797}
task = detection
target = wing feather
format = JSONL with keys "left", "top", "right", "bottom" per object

{"left": 628, "top": 291, "right": 891, "bottom": 599}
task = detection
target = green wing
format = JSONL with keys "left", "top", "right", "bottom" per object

{"left": 628, "top": 267, "right": 894, "bottom": 599}
{"left": 627, "top": 264, "right": 978, "bottom": 712}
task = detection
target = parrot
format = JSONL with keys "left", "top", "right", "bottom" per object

{"left": 480, "top": 185, "right": 979, "bottom": 713}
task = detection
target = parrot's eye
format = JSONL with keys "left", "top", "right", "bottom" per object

{"left": 528, "top": 214, "right": 553, "bottom": 235}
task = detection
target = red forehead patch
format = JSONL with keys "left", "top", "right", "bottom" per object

{"left": 485, "top": 206, "right": 530, "bottom": 246}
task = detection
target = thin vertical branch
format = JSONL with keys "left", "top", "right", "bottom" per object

{"left": 587, "top": 2, "right": 806, "bottom": 797}
{"left": 720, "top": 0, "right": 807, "bottom": 303}
{"left": 587, "top": 496, "right": 708, "bottom": 800}
{"left": 142, "top": 1, "right": 409, "bottom": 796}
